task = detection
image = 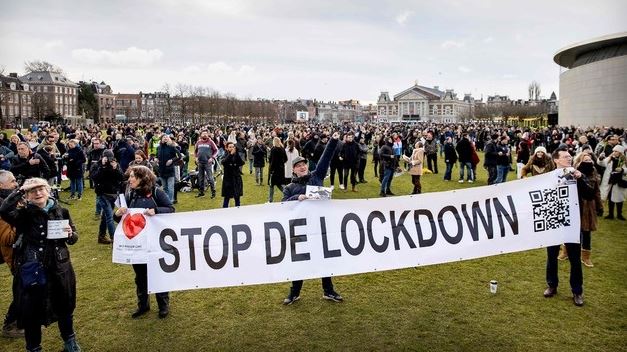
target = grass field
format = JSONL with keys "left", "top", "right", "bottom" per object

{"left": 1, "top": 152, "right": 626, "bottom": 352}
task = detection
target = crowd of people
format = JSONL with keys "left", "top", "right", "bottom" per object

{"left": 0, "top": 120, "right": 625, "bottom": 351}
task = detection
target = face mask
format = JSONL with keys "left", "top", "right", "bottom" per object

{"left": 578, "top": 162, "right": 594, "bottom": 176}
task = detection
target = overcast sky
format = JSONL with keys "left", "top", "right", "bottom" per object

{"left": 1, "top": 0, "right": 625, "bottom": 104}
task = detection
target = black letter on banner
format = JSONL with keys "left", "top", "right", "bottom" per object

{"left": 461, "top": 200, "right": 494, "bottom": 241}
{"left": 203, "top": 226, "right": 229, "bottom": 269}
{"left": 181, "top": 228, "right": 201, "bottom": 270}
{"left": 289, "top": 218, "right": 310, "bottom": 262}
{"left": 437, "top": 206, "right": 463, "bottom": 244}
{"left": 367, "top": 211, "right": 389, "bottom": 253}
{"left": 159, "top": 229, "right": 180, "bottom": 273}
{"left": 414, "top": 209, "right": 437, "bottom": 247}
{"left": 341, "top": 213, "right": 365, "bottom": 256}
{"left": 493, "top": 196, "right": 519, "bottom": 236}
{"left": 390, "top": 210, "right": 416, "bottom": 250}
{"left": 320, "top": 217, "right": 341, "bottom": 258}
{"left": 232, "top": 224, "right": 251, "bottom": 268}
{"left": 265, "top": 222, "right": 286, "bottom": 264}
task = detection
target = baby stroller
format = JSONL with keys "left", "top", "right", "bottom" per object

{"left": 177, "top": 169, "right": 217, "bottom": 193}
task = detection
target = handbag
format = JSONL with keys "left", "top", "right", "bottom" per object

{"left": 20, "top": 261, "right": 47, "bottom": 288}
{"left": 609, "top": 171, "right": 622, "bottom": 185}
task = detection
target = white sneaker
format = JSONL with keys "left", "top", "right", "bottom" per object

{"left": 339, "top": 185, "right": 345, "bottom": 190}
{"left": 458, "top": 180, "right": 464, "bottom": 183}
{"left": 468, "top": 180, "right": 474, "bottom": 183}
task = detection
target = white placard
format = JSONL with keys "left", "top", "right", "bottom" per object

{"left": 47, "top": 220, "right": 70, "bottom": 239}
{"left": 112, "top": 209, "right": 149, "bottom": 264}
{"left": 306, "top": 185, "right": 333, "bottom": 200}
{"left": 115, "top": 193, "right": 127, "bottom": 209}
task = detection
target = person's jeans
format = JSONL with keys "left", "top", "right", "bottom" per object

{"left": 255, "top": 167, "right": 264, "bottom": 184}
{"left": 495, "top": 165, "right": 510, "bottom": 183}
{"left": 197, "top": 162, "right": 215, "bottom": 193}
{"left": 342, "top": 166, "right": 357, "bottom": 188}
{"left": 69, "top": 177, "right": 83, "bottom": 197}
{"left": 248, "top": 159, "right": 254, "bottom": 174}
{"left": 97, "top": 195, "right": 116, "bottom": 238}
{"left": 159, "top": 176, "right": 175, "bottom": 201}
{"left": 444, "top": 162, "right": 454, "bottom": 180}
{"left": 546, "top": 243, "right": 583, "bottom": 294}
{"left": 330, "top": 163, "right": 343, "bottom": 186}
{"left": 380, "top": 168, "right": 394, "bottom": 194}
{"left": 223, "top": 196, "right": 241, "bottom": 208}
{"left": 459, "top": 162, "right": 473, "bottom": 181}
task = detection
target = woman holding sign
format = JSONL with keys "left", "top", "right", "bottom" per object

{"left": 0, "top": 177, "right": 81, "bottom": 352}
{"left": 115, "top": 165, "right": 174, "bottom": 319}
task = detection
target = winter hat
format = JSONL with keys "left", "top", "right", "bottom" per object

{"left": 21, "top": 177, "right": 51, "bottom": 192}
{"left": 292, "top": 156, "right": 307, "bottom": 167}
{"left": 613, "top": 145, "right": 625, "bottom": 153}
{"left": 534, "top": 146, "right": 547, "bottom": 154}
{"left": 103, "top": 149, "right": 115, "bottom": 160}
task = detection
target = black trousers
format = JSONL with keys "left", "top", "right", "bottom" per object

{"left": 132, "top": 264, "right": 169, "bottom": 310}
{"left": 486, "top": 165, "right": 497, "bottom": 185}
{"left": 358, "top": 158, "right": 367, "bottom": 182}
{"left": 342, "top": 166, "right": 357, "bottom": 188}
{"left": 426, "top": 154, "right": 438, "bottom": 173}
{"left": 290, "top": 277, "right": 334, "bottom": 296}
{"left": 411, "top": 175, "right": 422, "bottom": 194}
{"left": 546, "top": 243, "right": 583, "bottom": 294}
{"left": 330, "top": 162, "right": 343, "bottom": 186}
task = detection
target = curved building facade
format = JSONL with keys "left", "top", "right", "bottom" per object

{"left": 554, "top": 32, "right": 627, "bottom": 127}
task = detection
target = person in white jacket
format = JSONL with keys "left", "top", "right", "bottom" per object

{"left": 598, "top": 145, "right": 626, "bottom": 220}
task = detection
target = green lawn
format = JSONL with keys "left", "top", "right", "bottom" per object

{"left": 1, "top": 153, "right": 626, "bottom": 352}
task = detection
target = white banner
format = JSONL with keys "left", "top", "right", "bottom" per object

{"left": 117, "top": 170, "right": 580, "bottom": 293}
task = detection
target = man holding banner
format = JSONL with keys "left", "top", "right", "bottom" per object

{"left": 545, "top": 147, "right": 585, "bottom": 306}
{"left": 281, "top": 131, "right": 344, "bottom": 305}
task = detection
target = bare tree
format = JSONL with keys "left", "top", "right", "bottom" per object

{"left": 24, "top": 60, "right": 64, "bottom": 74}
{"left": 528, "top": 81, "right": 541, "bottom": 101}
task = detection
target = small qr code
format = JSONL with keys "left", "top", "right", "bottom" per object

{"left": 529, "top": 186, "right": 571, "bottom": 232}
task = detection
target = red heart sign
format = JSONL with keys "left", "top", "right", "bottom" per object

{"left": 122, "top": 213, "right": 146, "bottom": 240}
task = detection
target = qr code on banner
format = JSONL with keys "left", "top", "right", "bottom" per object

{"left": 529, "top": 186, "right": 571, "bottom": 232}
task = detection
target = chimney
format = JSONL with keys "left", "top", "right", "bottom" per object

{"left": 9, "top": 73, "right": 18, "bottom": 78}
{"left": 433, "top": 86, "right": 439, "bottom": 90}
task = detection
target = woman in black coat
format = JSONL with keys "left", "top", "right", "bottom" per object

{"left": 268, "top": 137, "right": 288, "bottom": 202}
{"left": 114, "top": 165, "right": 174, "bottom": 319}
{"left": 221, "top": 141, "right": 245, "bottom": 208}
{"left": 64, "top": 139, "right": 86, "bottom": 200}
{"left": 0, "top": 177, "right": 81, "bottom": 352}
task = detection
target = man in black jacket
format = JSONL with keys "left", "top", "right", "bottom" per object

{"left": 282, "top": 131, "right": 343, "bottom": 305}
{"left": 10, "top": 142, "right": 50, "bottom": 183}
{"left": 483, "top": 134, "right": 499, "bottom": 185}
{"left": 91, "top": 150, "right": 124, "bottom": 244}
{"left": 340, "top": 132, "right": 360, "bottom": 192}
{"left": 455, "top": 134, "right": 473, "bottom": 183}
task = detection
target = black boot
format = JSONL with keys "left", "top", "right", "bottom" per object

{"left": 211, "top": 188, "right": 216, "bottom": 199}
{"left": 605, "top": 201, "right": 615, "bottom": 219}
{"left": 617, "top": 202, "right": 625, "bottom": 220}
{"left": 156, "top": 292, "right": 170, "bottom": 318}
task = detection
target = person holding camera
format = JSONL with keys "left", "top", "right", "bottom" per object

{"left": 10, "top": 142, "right": 50, "bottom": 183}
{"left": 64, "top": 140, "right": 86, "bottom": 201}
{"left": 0, "top": 177, "right": 81, "bottom": 352}
{"left": 91, "top": 150, "right": 124, "bottom": 244}
{"left": 598, "top": 145, "right": 626, "bottom": 220}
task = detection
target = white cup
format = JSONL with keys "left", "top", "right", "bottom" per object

{"left": 490, "top": 280, "right": 498, "bottom": 294}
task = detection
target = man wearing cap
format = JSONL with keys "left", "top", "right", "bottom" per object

{"left": 282, "top": 131, "right": 343, "bottom": 305}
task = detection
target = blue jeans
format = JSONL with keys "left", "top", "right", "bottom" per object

{"left": 444, "top": 162, "right": 454, "bottom": 180}
{"left": 380, "top": 168, "right": 393, "bottom": 194}
{"left": 459, "top": 162, "right": 473, "bottom": 181}
{"left": 69, "top": 177, "right": 83, "bottom": 197}
{"left": 495, "top": 165, "right": 510, "bottom": 183}
{"left": 97, "top": 195, "right": 116, "bottom": 237}
{"left": 159, "top": 176, "right": 175, "bottom": 201}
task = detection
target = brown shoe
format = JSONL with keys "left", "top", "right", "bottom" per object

{"left": 543, "top": 287, "right": 557, "bottom": 298}
{"left": 573, "top": 294, "right": 584, "bottom": 306}
{"left": 581, "top": 249, "right": 594, "bottom": 268}
{"left": 98, "top": 235, "right": 112, "bottom": 244}
{"left": 557, "top": 244, "right": 568, "bottom": 261}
